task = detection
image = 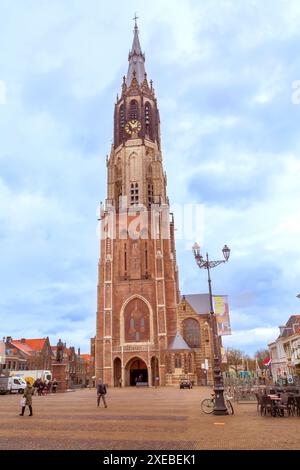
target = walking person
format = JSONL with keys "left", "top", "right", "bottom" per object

{"left": 20, "top": 380, "right": 34, "bottom": 416}
{"left": 97, "top": 379, "right": 107, "bottom": 408}
{"left": 38, "top": 380, "right": 44, "bottom": 396}
{"left": 33, "top": 378, "right": 39, "bottom": 395}
{"left": 52, "top": 379, "right": 58, "bottom": 393}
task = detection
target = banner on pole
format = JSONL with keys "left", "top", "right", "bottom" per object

{"left": 0, "top": 340, "right": 6, "bottom": 365}
{"left": 221, "top": 347, "right": 227, "bottom": 363}
{"left": 213, "top": 295, "right": 232, "bottom": 336}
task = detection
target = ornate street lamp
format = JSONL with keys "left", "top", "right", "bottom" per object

{"left": 192, "top": 242, "right": 231, "bottom": 415}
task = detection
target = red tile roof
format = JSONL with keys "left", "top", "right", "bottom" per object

{"left": 80, "top": 354, "right": 92, "bottom": 364}
{"left": 10, "top": 341, "right": 32, "bottom": 354}
{"left": 12, "top": 338, "right": 47, "bottom": 354}
{"left": 278, "top": 315, "right": 300, "bottom": 338}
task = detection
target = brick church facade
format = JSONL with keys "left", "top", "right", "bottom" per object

{"left": 95, "top": 22, "right": 216, "bottom": 387}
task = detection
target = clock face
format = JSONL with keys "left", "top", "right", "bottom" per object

{"left": 125, "top": 119, "right": 142, "bottom": 135}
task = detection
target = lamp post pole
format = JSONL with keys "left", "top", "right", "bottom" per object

{"left": 192, "top": 243, "right": 231, "bottom": 416}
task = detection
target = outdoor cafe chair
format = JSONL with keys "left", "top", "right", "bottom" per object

{"left": 255, "top": 392, "right": 262, "bottom": 412}
{"left": 276, "top": 394, "right": 294, "bottom": 417}
{"left": 295, "top": 396, "right": 300, "bottom": 417}
{"left": 260, "top": 395, "right": 277, "bottom": 417}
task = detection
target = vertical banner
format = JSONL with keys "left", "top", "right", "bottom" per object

{"left": 0, "top": 340, "right": 6, "bottom": 364}
{"left": 220, "top": 347, "right": 227, "bottom": 363}
{"left": 213, "top": 295, "right": 232, "bottom": 336}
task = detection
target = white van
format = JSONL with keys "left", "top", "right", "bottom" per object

{"left": 10, "top": 370, "right": 52, "bottom": 383}
{"left": 0, "top": 376, "right": 27, "bottom": 394}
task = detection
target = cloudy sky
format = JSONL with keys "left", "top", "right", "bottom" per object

{"left": 0, "top": 0, "right": 299, "bottom": 355}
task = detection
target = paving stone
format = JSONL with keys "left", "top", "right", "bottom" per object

{"left": 0, "top": 387, "right": 299, "bottom": 450}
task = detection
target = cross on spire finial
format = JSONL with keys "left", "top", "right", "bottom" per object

{"left": 133, "top": 12, "right": 139, "bottom": 29}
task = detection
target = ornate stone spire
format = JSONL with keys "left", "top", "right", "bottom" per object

{"left": 127, "top": 18, "right": 146, "bottom": 86}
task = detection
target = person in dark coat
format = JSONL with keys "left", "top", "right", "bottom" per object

{"left": 20, "top": 381, "right": 33, "bottom": 416}
{"left": 97, "top": 379, "right": 107, "bottom": 408}
{"left": 38, "top": 380, "right": 44, "bottom": 396}
{"left": 52, "top": 379, "right": 58, "bottom": 393}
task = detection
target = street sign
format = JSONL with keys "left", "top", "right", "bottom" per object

{"left": 287, "top": 375, "right": 294, "bottom": 384}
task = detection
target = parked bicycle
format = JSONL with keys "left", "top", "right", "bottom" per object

{"left": 201, "top": 393, "right": 234, "bottom": 415}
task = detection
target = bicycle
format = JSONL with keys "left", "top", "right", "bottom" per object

{"left": 201, "top": 393, "right": 234, "bottom": 415}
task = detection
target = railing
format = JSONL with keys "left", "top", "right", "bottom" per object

{"left": 226, "top": 385, "right": 267, "bottom": 403}
{"left": 112, "top": 344, "right": 156, "bottom": 353}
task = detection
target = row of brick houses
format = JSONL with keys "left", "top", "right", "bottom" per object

{"left": 268, "top": 315, "right": 300, "bottom": 385}
{"left": 0, "top": 337, "right": 94, "bottom": 388}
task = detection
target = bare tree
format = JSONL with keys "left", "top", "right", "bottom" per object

{"left": 226, "top": 348, "right": 245, "bottom": 375}
{"left": 243, "top": 354, "right": 256, "bottom": 372}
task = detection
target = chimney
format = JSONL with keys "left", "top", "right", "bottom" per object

{"left": 6, "top": 336, "right": 12, "bottom": 343}
{"left": 78, "top": 347, "right": 80, "bottom": 356}
{"left": 21, "top": 338, "right": 26, "bottom": 343}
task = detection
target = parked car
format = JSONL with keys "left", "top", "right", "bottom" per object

{"left": 180, "top": 380, "right": 192, "bottom": 389}
{"left": 0, "top": 376, "right": 27, "bottom": 394}
{"left": 10, "top": 370, "right": 52, "bottom": 383}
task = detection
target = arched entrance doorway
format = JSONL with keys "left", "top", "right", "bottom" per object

{"left": 125, "top": 357, "right": 148, "bottom": 386}
{"left": 113, "top": 357, "right": 121, "bottom": 387}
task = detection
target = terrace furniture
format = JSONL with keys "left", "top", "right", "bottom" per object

{"left": 260, "top": 395, "right": 277, "bottom": 417}
{"left": 295, "top": 396, "right": 300, "bottom": 416}
{"left": 255, "top": 392, "right": 262, "bottom": 412}
{"left": 276, "top": 394, "right": 295, "bottom": 417}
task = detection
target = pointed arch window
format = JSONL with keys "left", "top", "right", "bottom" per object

{"left": 188, "top": 354, "right": 193, "bottom": 373}
{"left": 130, "top": 100, "right": 138, "bottom": 120}
{"left": 175, "top": 354, "right": 182, "bottom": 369}
{"left": 124, "top": 298, "right": 150, "bottom": 343}
{"left": 119, "top": 105, "right": 125, "bottom": 142}
{"left": 147, "top": 182, "right": 154, "bottom": 207}
{"left": 166, "top": 355, "right": 172, "bottom": 374}
{"left": 145, "top": 102, "right": 153, "bottom": 139}
{"left": 183, "top": 318, "right": 200, "bottom": 348}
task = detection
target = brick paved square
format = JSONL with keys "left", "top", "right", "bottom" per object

{"left": 1, "top": 387, "right": 300, "bottom": 450}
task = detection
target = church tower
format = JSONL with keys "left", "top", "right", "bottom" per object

{"left": 95, "top": 21, "right": 180, "bottom": 386}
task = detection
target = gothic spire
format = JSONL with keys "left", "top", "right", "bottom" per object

{"left": 127, "top": 18, "right": 146, "bottom": 86}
